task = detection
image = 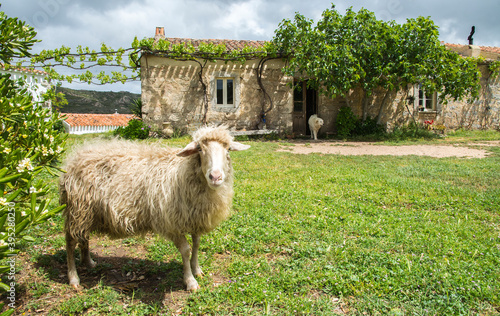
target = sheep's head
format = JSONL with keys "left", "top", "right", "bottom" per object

{"left": 177, "top": 126, "right": 250, "bottom": 189}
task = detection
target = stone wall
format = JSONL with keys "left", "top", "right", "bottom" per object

{"left": 141, "top": 55, "right": 294, "bottom": 135}
{"left": 440, "top": 65, "right": 500, "bottom": 130}
{"left": 339, "top": 64, "right": 500, "bottom": 132}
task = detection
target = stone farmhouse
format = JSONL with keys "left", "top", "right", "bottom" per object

{"left": 140, "top": 27, "right": 500, "bottom": 137}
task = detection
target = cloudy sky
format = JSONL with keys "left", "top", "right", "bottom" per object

{"left": 3, "top": 0, "right": 500, "bottom": 94}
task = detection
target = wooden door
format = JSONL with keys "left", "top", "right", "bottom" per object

{"left": 293, "top": 81, "right": 317, "bottom": 136}
{"left": 293, "top": 81, "right": 306, "bottom": 136}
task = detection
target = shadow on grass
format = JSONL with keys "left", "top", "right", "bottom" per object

{"left": 33, "top": 249, "right": 186, "bottom": 304}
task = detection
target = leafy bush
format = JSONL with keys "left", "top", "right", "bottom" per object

{"left": 389, "top": 122, "right": 438, "bottom": 140}
{"left": 353, "top": 116, "right": 386, "bottom": 136}
{"left": 113, "top": 119, "right": 150, "bottom": 140}
{"left": 0, "top": 74, "right": 67, "bottom": 292}
{"left": 0, "top": 10, "right": 67, "bottom": 305}
{"left": 336, "top": 107, "right": 387, "bottom": 139}
{"left": 336, "top": 106, "right": 358, "bottom": 137}
{"left": 130, "top": 98, "right": 142, "bottom": 119}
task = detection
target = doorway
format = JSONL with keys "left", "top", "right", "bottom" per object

{"left": 293, "top": 80, "right": 318, "bottom": 136}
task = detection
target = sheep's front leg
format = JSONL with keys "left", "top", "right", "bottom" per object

{"left": 191, "top": 234, "right": 203, "bottom": 277}
{"left": 66, "top": 231, "right": 80, "bottom": 289}
{"left": 172, "top": 235, "right": 199, "bottom": 291}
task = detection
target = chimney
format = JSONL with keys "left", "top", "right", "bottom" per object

{"left": 469, "top": 45, "right": 481, "bottom": 57}
{"left": 467, "top": 26, "right": 475, "bottom": 45}
{"left": 155, "top": 27, "right": 165, "bottom": 40}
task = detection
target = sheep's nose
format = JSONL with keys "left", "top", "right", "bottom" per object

{"left": 209, "top": 170, "right": 223, "bottom": 182}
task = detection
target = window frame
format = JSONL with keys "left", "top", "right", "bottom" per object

{"left": 215, "top": 77, "right": 235, "bottom": 106}
{"left": 414, "top": 84, "right": 439, "bottom": 112}
{"left": 211, "top": 73, "right": 240, "bottom": 111}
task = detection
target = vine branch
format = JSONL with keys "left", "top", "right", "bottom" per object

{"left": 257, "top": 57, "right": 274, "bottom": 114}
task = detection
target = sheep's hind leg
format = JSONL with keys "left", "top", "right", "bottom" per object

{"left": 80, "top": 238, "right": 96, "bottom": 269}
{"left": 66, "top": 231, "right": 80, "bottom": 289}
{"left": 191, "top": 234, "right": 203, "bottom": 277}
{"left": 172, "top": 235, "right": 199, "bottom": 291}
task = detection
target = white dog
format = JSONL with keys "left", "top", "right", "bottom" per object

{"left": 308, "top": 114, "right": 324, "bottom": 140}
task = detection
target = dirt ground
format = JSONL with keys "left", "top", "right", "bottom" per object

{"left": 277, "top": 140, "right": 500, "bottom": 158}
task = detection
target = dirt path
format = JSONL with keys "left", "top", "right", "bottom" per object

{"left": 277, "top": 141, "right": 500, "bottom": 158}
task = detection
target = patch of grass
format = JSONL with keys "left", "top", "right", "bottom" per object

{"left": 56, "top": 283, "right": 156, "bottom": 315}
{"left": 446, "top": 129, "right": 500, "bottom": 142}
{"left": 5, "top": 132, "right": 500, "bottom": 315}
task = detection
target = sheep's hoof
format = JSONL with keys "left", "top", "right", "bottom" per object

{"left": 186, "top": 278, "right": 200, "bottom": 292}
{"left": 68, "top": 276, "right": 80, "bottom": 289}
{"left": 71, "top": 283, "right": 81, "bottom": 291}
{"left": 86, "top": 260, "right": 97, "bottom": 269}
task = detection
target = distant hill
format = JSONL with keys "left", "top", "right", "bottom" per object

{"left": 57, "top": 87, "right": 140, "bottom": 114}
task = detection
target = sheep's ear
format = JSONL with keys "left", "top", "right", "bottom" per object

{"left": 229, "top": 141, "right": 250, "bottom": 151}
{"left": 177, "top": 141, "right": 199, "bottom": 157}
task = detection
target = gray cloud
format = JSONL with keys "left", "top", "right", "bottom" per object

{"left": 2, "top": 0, "right": 499, "bottom": 93}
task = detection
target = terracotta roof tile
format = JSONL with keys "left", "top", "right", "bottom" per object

{"left": 483, "top": 46, "right": 500, "bottom": 54}
{"left": 445, "top": 43, "right": 500, "bottom": 54}
{"left": 444, "top": 43, "right": 500, "bottom": 60}
{"left": 0, "top": 63, "right": 49, "bottom": 76}
{"left": 62, "top": 113, "right": 136, "bottom": 127}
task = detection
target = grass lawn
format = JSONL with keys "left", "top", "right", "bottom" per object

{"left": 2, "top": 131, "right": 500, "bottom": 315}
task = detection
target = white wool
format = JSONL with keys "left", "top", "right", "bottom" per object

{"left": 60, "top": 125, "right": 249, "bottom": 291}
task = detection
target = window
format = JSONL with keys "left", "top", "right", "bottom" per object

{"left": 415, "top": 84, "right": 438, "bottom": 111}
{"left": 211, "top": 73, "right": 240, "bottom": 111}
{"left": 216, "top": 78, "right": 234, "bottom": 106}
{"left": 293, "top": 82, "right": 304, "bottom": 113}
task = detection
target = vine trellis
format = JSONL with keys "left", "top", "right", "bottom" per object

{"left": 17, "top": 37, "right": 285, "bottom": 125}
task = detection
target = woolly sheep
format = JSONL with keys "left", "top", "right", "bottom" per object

{"left": 59, "top": 126, "right": 250, "bottom": 291}
{"left": 308, "top": 114, "right": 324, "bottom": 140}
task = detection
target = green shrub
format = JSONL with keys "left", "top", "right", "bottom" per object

{"left": 52, "top": 118, "right": 66, "bottom": 133}
{"left": 0, "top": 9, "right": 68, "bottom": 297}
{"left": 130, "top": 98, "right": 142, "bottom": 119}
{"left": 113, "top": 119, "right": 150, "bottom": 140}
{"left": 389, "top": 122, "right": 438, "bottom": 140}
{"left": 0, "top": 74, "right": 67, "bottom": 292}
{"left": 353, "top": 116, "right": 386, "bottom": 136}
{"left": 336, "top": 106, "right": 358, "bottom": 137}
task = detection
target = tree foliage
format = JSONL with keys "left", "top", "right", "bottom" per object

{"left": 272, "top": 5, "right": 483, "bottom": 119}
{"left": 0, "top": 11, "right": 37, "bottom": 65}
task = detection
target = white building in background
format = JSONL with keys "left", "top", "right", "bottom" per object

{"left": 61, "top": 113, "right": 135, "bottom": 135}
{"left": 0, "top": 65, "right": 52, "bottom": 111}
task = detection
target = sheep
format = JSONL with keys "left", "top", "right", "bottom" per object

{"left": 59, "top": 125, "right": 250, "bottom": 292}
{"left": 308, "top": 114, "right": 324, "bottom": 140}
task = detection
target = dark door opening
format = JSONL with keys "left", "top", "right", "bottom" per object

{"left": 293, "top": 80, "right": 318, "bottom": 136}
